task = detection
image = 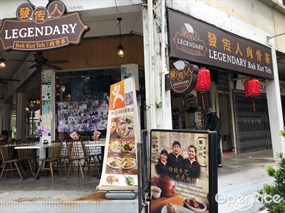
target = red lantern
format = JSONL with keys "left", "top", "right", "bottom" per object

{"left": 194, "top": 68, "right": 211, "bottom": 110}
{"left": 244, "top": 78, "right": 260, "bottom": 112}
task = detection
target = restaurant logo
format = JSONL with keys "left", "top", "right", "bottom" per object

{"left": 173, "top": 23, "right": 207, "bottom": 57}
{"left": 109, "top": 81, "right": 125, "bottom": 110}
{"left": 0, "top": 0, "right": 89, "bottom": 51}
{"left": 168, "top": 60, "right": 198, "bottom": 94}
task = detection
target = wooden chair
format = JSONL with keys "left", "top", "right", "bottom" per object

{"left": 0, "top": 144, "right": 26, "bottom": 180}
{"left": 16, "top": 141, "right": 33, "bottom": 176}
{"left": 67, "top": 140, "right": 88, "bottom": 179}
{"left": 35, "top": 141, "right": 62, "bottom": 180}
{"left": 59, "top": 140, "right": 70, "bottom": 175}
{"left": 81, "top": 140, "right": 100, "bottom": 176}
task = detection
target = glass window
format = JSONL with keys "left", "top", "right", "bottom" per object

{"left": 55, "top": 68, "right": 121, "bottom": 138}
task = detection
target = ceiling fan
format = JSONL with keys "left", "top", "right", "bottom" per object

{"left": 0, "top": 77, "right": 20, "bottom": 84}
{"left": 28, "top": 51, "right": 69, "bottom": 70}
{"left": 4, "top": 51, "right": 69, "bottom": 70}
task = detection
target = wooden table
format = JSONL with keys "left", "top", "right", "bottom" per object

{"left": 14, "top": 143, "right": 53, "bottom": 174}
{"left": 85, "top": 140, "right": 106, "bottom": 173}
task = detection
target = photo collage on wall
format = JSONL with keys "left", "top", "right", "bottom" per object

{"left": 57, "top": 100, "right": 108, "bottom": 133}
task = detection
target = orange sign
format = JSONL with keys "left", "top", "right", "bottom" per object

{"left": 109, "top": 81, "right": 125, "bottom": 110}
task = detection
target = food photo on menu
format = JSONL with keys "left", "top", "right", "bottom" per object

{"left": 103, "top": 152, "right": 137, "bottom": 187}
{"left": 102, "top": 121, "right": 137, "bottom": 187}
{"left": 96, "top": 78, "right": 140, "bottom": 191}
{"left": 110, "top": 116, "right": 135, "bottom": 138}
{"left": 150, "top": 130, "right": 210, "bottom": 213}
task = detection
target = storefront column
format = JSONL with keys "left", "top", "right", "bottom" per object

{"left": 266, "top": 43, "right": 285, "bottom": 160}
{"left": 16, "top": 92, "right": 26, "bottom": 140}
{"left": 39, "top": 70, "right": 55, "bottom": 158}
{"left": 160, "top": 0, "right": 173, "bottom": 129}
{"left": 0, "top": 103, "right": 10, "bottom": 132}
{"left": 142, "top": 0, "right": 172, "bottom": 131}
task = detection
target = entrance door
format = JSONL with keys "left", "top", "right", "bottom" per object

{"left": 218, "top": 93, "right": 232, "bottom": 151}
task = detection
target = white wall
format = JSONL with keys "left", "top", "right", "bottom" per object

{"left": 169, "top": 0, "right": 272, "bottom": 46}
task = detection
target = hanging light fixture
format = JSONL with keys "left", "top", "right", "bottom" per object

{"left": 0, "top": 57, "right": 6, "bottom": 69}
{"left": 0, "top": 50, "right": 6, "bottom": 69}
{"left": 116, "top": 17, "right": 125, "bottom": 58}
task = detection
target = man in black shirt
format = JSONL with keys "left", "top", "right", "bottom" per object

{"left": 167, "top": 141, "right": 184, "bottom": 180}
{"left": 183, "top": 145, "right": 201, "bottom": 183}
{"left": 0, "top": 130, "right": 9, "bottom": 142}
{"left": 206, "top": 108, "right": 222, "bottom": 167}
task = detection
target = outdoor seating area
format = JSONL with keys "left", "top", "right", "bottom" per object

{"left": 0, "top": 139, "right": 105, "bottom": 181}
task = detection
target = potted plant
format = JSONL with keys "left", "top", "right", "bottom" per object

{"left": 260, "top": 152, "right": 285, "bottom": 212}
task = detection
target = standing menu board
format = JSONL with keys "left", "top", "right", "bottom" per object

{"left": 97, "top": 77, "right": 140, "bottom": 191}
{"left": 150, "top": 130, "right": 217, "bottom": 213}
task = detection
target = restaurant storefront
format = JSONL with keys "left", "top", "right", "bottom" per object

{"left": 0, "top": 0, "right": 284, "bottom": 165}
{"left": 0, "top": 1, "right": 145, "bottom": 143}
{"left": 166, "top": 8, "right": 274, "bottom": 154}
{"left": 0, "top": 1, "right": 147, "bottom": 212}
{"left": 0, "top": 1, "right": 285, "bottom": 213}
{"left": 43, "top": 35, "right": 145, "bottom": 141}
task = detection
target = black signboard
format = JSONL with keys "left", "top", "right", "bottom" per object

{"left": 167, "top": 8, "right": 273, "bottom": 80}
{"left": 166, "top": 60, "right": 198, "bottom": 94}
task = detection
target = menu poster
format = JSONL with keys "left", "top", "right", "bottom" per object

{"left": 97, "top": 77, "right": 140, "bottom": 191}
{"left": 150, "top": 129, "right": 217, "bottom": 213}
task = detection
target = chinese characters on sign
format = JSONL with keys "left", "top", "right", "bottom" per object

{"left": 167, "top": 60, "right": 199, "bottom": 94}
{"left": 150, "top": 130, "right": 217, "bottom": 213}
{"left": 168, "top": 8, "right": 273, "bottom": 80}
{"left": 97, "top": 77, "right": 140, "bottom": 191}
{"left": 0, "top": 0, "right": 89, "bottom": 51}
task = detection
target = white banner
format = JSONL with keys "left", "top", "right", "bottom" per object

{"left": 97, "top": 77, "right": 140, "bottom": 191}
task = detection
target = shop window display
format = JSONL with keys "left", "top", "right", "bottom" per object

{"left": 55, "top": 68, "right": 145, "bottom": 138}
{"left": 171, "top": 91, "right": 208, "bottom": 130}
{"left": 57, "top": 100, "right": 108, "bottom": 133}
{"left": 55, "top": 69, "right": 121, "bottom": 137}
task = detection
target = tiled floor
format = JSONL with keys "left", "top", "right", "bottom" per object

{"left": 0, "top": 169, "right": 139, "bottom": 213}
{"left": 0, "top": 148, "right": 276, "bottom": 213}
{"left": 0, "top": 168, "right": 100, "bottom": 191}
{"left": 218, "top": 148, "right": 275, "bottom": 176}
{"left": 0, "top": 148, "right": 275, "bottom": 191}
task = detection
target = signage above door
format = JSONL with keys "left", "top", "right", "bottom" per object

{"left": 167, "top": 8, "right": 274, "bottom": 80}
{"left": 0, "top": 0, "right": 89, "bottom": 51}
{"left": 166, "top": 60, "right": 199, "bottom": 94}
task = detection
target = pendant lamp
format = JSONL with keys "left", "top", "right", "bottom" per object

{"left": 117, "top": 17, "right": 125, "bottom": 58}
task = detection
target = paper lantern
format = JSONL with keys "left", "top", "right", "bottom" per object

{"left": 194, "top": 68, "right": 211, "bottom": 110}
{"left": 194, "top": 68, "right": 211, "bottom": 91}
{"left": 244, "top": 78, "right": 260, "bottom": 112}
{"left": 244, "top": 78, "right": 260, "bottom": 97}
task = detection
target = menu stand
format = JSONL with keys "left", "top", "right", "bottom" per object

{"left": 105, "top": 191, "right": 137, "bottom": 200}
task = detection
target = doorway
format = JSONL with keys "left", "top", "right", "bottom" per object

{"left": 218, "top": 93, "right": 233, "bottom": 152}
